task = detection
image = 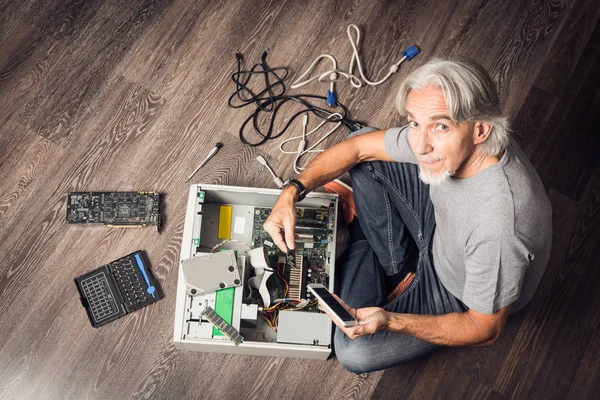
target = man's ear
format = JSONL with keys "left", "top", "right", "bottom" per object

{"left": 473, "top": 122, "right": 493, "bottom": 145}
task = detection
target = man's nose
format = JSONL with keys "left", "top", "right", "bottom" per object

{"left": 414, "top": 130, "right": 433, "bottom": 155}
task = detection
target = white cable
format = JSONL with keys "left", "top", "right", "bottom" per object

{"left": 279, "top": 113, "right": 343, "bottom": 174}
{"left": 346, "top": 25, "right": 407, "bottom": 87}
{"left": 210, "top": 239, "right": 252, "bottom": 253}
{"left": 291, "top": 24, "right": 410, "bottom": 91}
{"left": 290, "top": 54, "right": 338, "bottom": 89}
{"left": 256, "top": 155, "right": 285, "bottom": 188}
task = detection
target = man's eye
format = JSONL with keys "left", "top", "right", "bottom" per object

{"left": 409, "top": 121, "right": 419, "bottom": 128}
{"left": 438, "top": 124, "right": 449, "bottom": 131}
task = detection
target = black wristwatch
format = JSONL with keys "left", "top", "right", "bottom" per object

{"left": 284, "top": 178, "right": 307, "bottom": 202}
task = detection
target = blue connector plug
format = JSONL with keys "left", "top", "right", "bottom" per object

{"left": 327, "top": 90, "right": 337, "bottom": 108}
{"left": 403, "top": 45, "right": 420, "bottom": 61}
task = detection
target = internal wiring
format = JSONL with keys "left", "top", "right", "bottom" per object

{"left": 259, "top": 263, "right": 324, "bottom": 331}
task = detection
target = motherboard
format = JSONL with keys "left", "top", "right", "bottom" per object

{"left": 250, "top": 206, "right": 335, "bottom": 310}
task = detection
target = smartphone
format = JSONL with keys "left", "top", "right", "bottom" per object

{"left": 307, "top": 284, "right": 358, "bottom": 327}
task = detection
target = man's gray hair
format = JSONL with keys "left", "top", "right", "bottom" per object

{"left": 396, "top": 57, "right": 510, "bottom": 157}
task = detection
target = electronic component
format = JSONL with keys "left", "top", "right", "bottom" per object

{"left": 66, "top": 192, "right": 162, "bottom": 231}
{"left": 249, "top": 206, "right": 333, "bottom": 311}
{"left": 307, "top": 284, "right": 357, "bottom": 328}
{"left": 181, "top": 250, "right": 241, "bottom": 295}
{"left": 241, "top": 303, "right": 258, "bottom": 320}
{"left": 213, "top": 288, "right": 235, "bottom": 337}
{"left": 218, "top": 205, "right": 233, "bottom": 239}
{"left": 74, "top": 250, "right": 162, "bottom": 327}
{"left": 175, "top": 183, "right": 339, "bottom": 356}
{"left": 245, "top": 207, "right": 334, "bottom": 330}
{"left": 288, "top": 254, "right": 307, "bottom": 300}
{"left": 277, "top": 311, "right": 331, "bottom": 346}
{"left": 201, "top": 306, "right": 243, "bottom": 346}
{"left": 286, "top": 250, "right": 296, "bottom": 269}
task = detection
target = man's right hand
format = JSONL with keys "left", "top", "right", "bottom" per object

{"left": 262, "top": 130, "right": 391, "bottom": 251}
{"left": 263, "top": 186, "right": 299, "bottom": 252}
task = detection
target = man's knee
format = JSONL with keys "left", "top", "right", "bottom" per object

{"left": 334, "top": 328, "right": 440, "bottom": 374}
{"left": 334, "top": 330, "right": 381, "bottom": 374}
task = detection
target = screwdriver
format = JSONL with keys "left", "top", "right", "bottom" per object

{"left": 185, "top": 143, "right": 223, "bottom": 183}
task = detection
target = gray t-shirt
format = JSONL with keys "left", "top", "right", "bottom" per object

{"left": 384, "top": 126, "right": 552, "bottom": 314}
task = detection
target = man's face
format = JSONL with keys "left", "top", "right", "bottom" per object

{"left": 405, "top": 86, "right": 476, "bottom": 184}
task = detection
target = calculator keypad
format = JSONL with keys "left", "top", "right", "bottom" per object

{"left": 80, "top": 271, "right": 120, "bottom": 323}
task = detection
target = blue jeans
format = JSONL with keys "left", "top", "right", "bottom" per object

{"left": 333, "top": 154, "right": 468, "bottom": 374}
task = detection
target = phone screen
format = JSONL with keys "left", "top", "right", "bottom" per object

{"left": 310, "top": 286, "right": 356, "bottom": 322}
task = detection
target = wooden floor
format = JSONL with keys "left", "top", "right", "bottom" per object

{"left": 0, "top": 0, "right": 599, "bottom": 399}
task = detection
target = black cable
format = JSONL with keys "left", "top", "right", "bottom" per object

{"left": 228, "top": 50, "right": 288, "bottom": 111}
{"left": 229, "top": 51, "right": 363, "bottom": 147}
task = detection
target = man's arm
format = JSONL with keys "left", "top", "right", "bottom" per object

{"left": 295, "top": 130, "right": 393, "bottom": 193}
{"left": 264, "top": 130, "right": 392, "bottom": 251}
{"left": 329, "top": 294, "right": 510, "bottom": 346}
{"left": 385, "top": 307, "right": 510, "bottom": 346}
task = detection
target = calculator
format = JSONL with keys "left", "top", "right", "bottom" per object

{"left": 74, "top": 250, "right": 162, "bottom": 327}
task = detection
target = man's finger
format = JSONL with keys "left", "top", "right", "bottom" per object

{"left": 264, "top": 222, "right": 288, "bottom": 252}
{"left": 272, "top": 235, "right": 288, "bottom": 252}
{"left": 348, "top": 325, "right": 364, "bottom": 339}
{"left": 283, "top": 218, "right": 296, "bottom": 250}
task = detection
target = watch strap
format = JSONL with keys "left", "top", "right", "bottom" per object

{"left": 285, "top": 178, "right": 307, "bottom": 202}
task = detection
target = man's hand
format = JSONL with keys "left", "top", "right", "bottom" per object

{"left": 263, "top": 187, "right": 298, "bottom": 251}
{"left": 322, "top": 294, "right": 390, "bottom": 339}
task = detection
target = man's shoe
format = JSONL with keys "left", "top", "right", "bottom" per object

{"left": 324, "top": 179, "right": 357, "bottom": 227}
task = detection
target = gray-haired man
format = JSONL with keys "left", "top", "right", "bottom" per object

{"left": 263, "top": 58, "right": 552, "bottom": 374}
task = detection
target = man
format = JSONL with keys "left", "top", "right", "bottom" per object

{"left": 263, "top": 58, "right": 552, "bottom": 374}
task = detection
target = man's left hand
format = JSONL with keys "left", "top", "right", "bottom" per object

{"left": 323, "top": 294, "right": 390, "bottom": 339}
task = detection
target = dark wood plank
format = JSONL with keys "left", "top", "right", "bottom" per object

{"left": 567, "top": 327, "right": 600, "bottom": 400}
{"left": 0, "top": 125, "right": 60, "bottom": 226}
{"left": 16, "top": 0, "right": 172, "bottom": 148}
{"left": 492, "top": 172, "right": 600, "bottom": 398}
{"left": 513, "top": 19, "right": 600, "bottom": 200}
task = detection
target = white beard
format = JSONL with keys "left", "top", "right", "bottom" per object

{"left": 418, "top": 168, "right": 452, "bottom": 186}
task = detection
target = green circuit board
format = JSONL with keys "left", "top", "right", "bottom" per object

{"left": 66, "top": 192, "right": 162, "bottom": 231}
{"left": 250, "top": 206, "right": 334, "bottom": 305}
